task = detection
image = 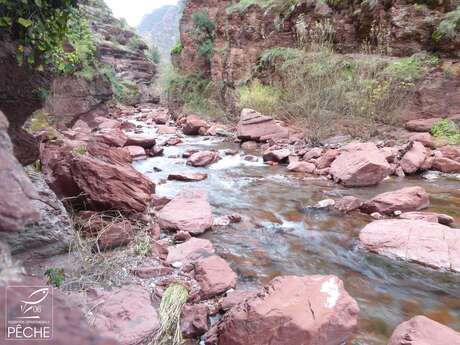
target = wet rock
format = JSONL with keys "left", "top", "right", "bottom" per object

{"left": 0, "top": 275, "right": 119, "bottom": 345}
{"left": 314, "top": 199, "right": 336, "bottom": 208}
{"left": 361, "top": 186, "right": 429, "bottom": 215}
{"left": 157, "top": 125, "right": 177, "bottom": 134}
{"left": 243, "top": 155, "right": 258, "bottom": 162}
{"left": 381, "top": 146, "right": 399, "bottom": 163}
{"left": 287, "top": 161, "right": 316, "bottom": 173}
{"left": 93, "top": 128, "right": 128, "bottom": 147}
{"left": 405, "top": 117, "right": 441, "bottom": 132}
{"left": 147, "top": 145, "right": 164, "bottom": 157}
{"left": 152, "top": 109, "right": 170, "bottom": 124}
{"left": 0, "top": 168, "right": 73, "bottom": 261}
{"left": 0, "top": 112, "right": 40, "bottom": 231}
{"left": 205, "top": 275, "right": 359, "bottom": 345}
{"left": 183, "top": 114, "right": 208, "bottom": 135}
{"left": 439, "top": 145, "right": 460, "bottom": 161}
{"left": 97, "top": 220, "right": 134, "bottom": 251}
{"left": 241, "top": 141, "right": 258, "bottom": 151}
{"left": 174, "top": 230, "right": 192, "bottom": 242}
{"left": 181, "top": 304, "right": 209, "bottom": 338}
{"left": 335, "top": 196, "right": 363, "bottom": 213}
{"left": 432, "top": 156, "right": 460, "bottom": 173}
{"left": 165, "top": 237, "right": 215, "bottom": 265}
{"left": 90, "top": 285, "right": 159, "bottom": 345}
{"left": 166, "top": 136, "right": 182, "bottom": 146}
{"left": 408, "top": 132, "right": 435, "bottom": 148}
{"left": 158, "top": 189, "right": 213, "bottom": 234}
{"left": 314, "top": 149, "right": 339, "bottom": 169}
{"left": 303, "top": 147, "right": 323, "bottom": 160}
{"left": 262, "top": 148, "right": 290, "bottom": 163}
{"left": 359, "top": 219, "right": 460, "bottom": 272}
{"left": 387, "top": 315, "right": 460, "bottom": 345}
{"left": 125, "top": 134, "right": 155, "bottom": 149}
{"left": 71, "top": 155, "right": 154, "bottom": 212}
{"left": 187, "top": 151, "right": 220, "bottom": 167}
{"left": 151, "top": 195, "right": 171, "bottom": 210}
{"left": 124, "top": 145, "right": 146, "bottom": 159}
{"left": 330, "top": 143, "right": 391, "bottom": 187}
{"left": 220, "top": 290, "right": 258, "bottom": 312}
{"left": 399, "top": 211, "right": 454, "bottom": 225}
{"left": 237, "top": 109, "right": 288, "bottom": 142}
{"left": 168, "top": 172, "right": 208, "bottom": 182}
{"left": 395, "top": 166, "right": 405, "bottom": 177}
{"left": 194, "top": 255, "right": 237, "bottom": 299}
{"left": 400, "top": 141, "right": 427, "bottom": 174}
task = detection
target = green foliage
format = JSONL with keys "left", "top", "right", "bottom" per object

{"left": 197, "top": 38, "right": 214, "bottom": 57}
{"left": 171, "top": 41, "right": 183, "bottom": 55}
{"left": 191, "top": 10, "right": 215, "bottom": 59}
{"left": 134, "top": 239, "right": 151, "bottom": 256}
{"left": 433, "top": 6, "right": 460, "bottom": 41}
{"left": 100, "top": 66, "right": 140, "bottom": 104}
{"left": 431, "top": 119, "right": 460, "bottom": 144}
{"left": 44, "top": 267, "right": 65, "bottom": 288}
{"left": 149, "top": 45, "right": 161, "bottom": 64}
{"left": 238, "top": 80, "right": 283, "bottom": 115}
{"left": 227, "top": 0, "right": 272, "bottom": 14}
{"left": 383, "top": 57, "right": 422, "bottom": 83}
{"left": 0, "top": 0, "right": 98, "bottom": 74}
{"left": 192, "top": 10, "right": 215, "bottom": 34}
{"left": 257, "top": 47, "right": 303, "bottom": 70}
{"left": 73, "top": 144, "right": 87, "bottom": 156}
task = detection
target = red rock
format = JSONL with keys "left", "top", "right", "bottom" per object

{"left": 409, "top": 132, "right": 435, "bottom": 148}
{"left": 205, "top": 275, "right": 359, "bottom": 345}
{"left": 314, "top": 149, "right": 339, "bottom": 169}
{"left": 241, "top": 141, "right": 258, "bottom": 151}
{"left": 262, "top": 148, "right": 290, "bottom": 163}
{"left": 151, "top": 195, "right": 171, "bottom": 210}
{"left": 150, "top": 223, "right": 161, "bottom": 240}
{"left": 174, "top": 230, "right": 192, "bottom": 242}
{"left": 330, "top": 143, "right": 391, "bottom": 187}
{"left": 125, "top": 134, "right": 155, "bottom": 149}
{"left": 287, "top": 161, "right": 316, "bottom": 173}
{"left": 405, "top": 117, "right": 441, "bottom": 132}
{"left": 166, "top": 136, "right": 182, "bottom": 146}
{"left": 93, "top": 128, "right": 128, "bottom": 147}
{"left": 187, "top": 151, "right": 220, "bottom": 167}
{"left": 147, "top": 145, "right": 164, "bottom": 157}
{"left": 303, "top": 147, "right": 323, "bottom": 160}
{"left": 71, "top": 156, "right": 154, "bottom": 212}
{"left": 381, "top": 146, "right": 399, "bottom": 163}
{"left": 97, "top": 220, "right": 134, "bottom": 251}
{"left": 158, "top": 189, "right": 213, "bottom": 234}
{"left": 220, "top": 290, "right": 258, "bottom": 311}
{"left": 183, "top": 114, "right": 208, "bottom": 135}
{"left": 124, "top": 145, "right": 146, "bottom": 159}
{"left": 237, "top": 109, "right": 289, "bottom": 142}
{"left": 335, "top": 196, "right": 363, "bottom": 213}
{"left": 168, "top": 172, "right": 208, "bottom": 181}
{"left": 400, "top": 141, "right": 427, "bottom": 174}
{"left": 91, "top": 285, "right": 159, "bottom": 345}
{"left": 194, "top": 255, "right": 237, "bottom": 299}
{"left": 399, "top": 211, "right": 454, "bottom": 225}
{"left": 152, "top": 110, "right": 169, "bottom": 124}
{"left": 181, "top": 304, "right": 209, "bottom": 338}
{"left": 439, "top": 145, "right": 460, "bottom": 162}
{"left": 157, "top": 125, "right": 176, "bottom": 134}
{"left": 359, "top": 219, "right": 460, "bottom": 272}
{"left": 432, "top": 156, "right": 460, "bottom": 173}
{"left": 166, "top": 237, "right": 215, "bottom": 264}
{"left": 387, "top": 315, "right": 460, "bottom": 345}
{"left": 87, "top": 143, "right": 132, "bottom": 165}
{"left": 97, "top": 118, "right": 122, "bottom": 130}
{"left": 132, "top": 265, "right": 173, "bottom": 278}
{"left": 361, "top": 186, "right": 429, "bottom": 215}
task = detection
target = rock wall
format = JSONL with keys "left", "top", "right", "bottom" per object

{"left": 175, "top": 0, "right": 460, "bottom": 118}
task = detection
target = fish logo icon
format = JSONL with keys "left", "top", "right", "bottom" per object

{"left": 18, "top": 288, "right": 49, "bottom": 319}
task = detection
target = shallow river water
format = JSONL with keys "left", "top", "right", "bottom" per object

{"left": 133, "top": 126, "right": 460, "bottom": 345}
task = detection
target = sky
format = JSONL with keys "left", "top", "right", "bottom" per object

{"left": 104, "top": 0, "right": 178, "bottom": 27}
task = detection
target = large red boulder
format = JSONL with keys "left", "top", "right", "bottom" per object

{"left": 237, "top": 109, "right": 288, "bottom": 142}
{"left": 400, "top": 141, "right": 427, "bottom": 174}
{"left": 125, "top": 134, "right": 155, "bottom": 149}
{"left": 187, "top": 151, "right": 220, "bottom": 167}
{"left": 359, "top": 219, "right": 460, "bottom": 272}
{"left": 90, "top": 285, "right": 159, "bottom": 345}
{"left": 330, "top": 143, "right": 391, "bottom": 187}
{"left": 262, "top": 148, "right": 291, "bottom": 163}
{"left": 71, "top": 155, "right": 154, "bottom": 212}
{"left": 182, "top": 114, "right": 208, "bottom": 135}
{"left": 93, "top": 128, "right": 128, "bottom": 147}
{"left": 158, "top": 189, "right": 213, "bottom": 234}
{"left": 439, "top": 145, "right": 460, "bottom": 161}
{"left": 432, "top": 156, "right": 460, "bottom": 173}
{"left": 405, "top": 117, "right": 441, "bottom": 132}
{"left": 361, "top": 186, "right": 429, "bottom": 215}
{"left": 194, "top": 255, "right": 237, "bottom": 299}
{"left": 388, "top": 315, "right": 460, "bottom": 345}
{"left": 205, "top": 275, "right": 359, "bottom": 345}
{"left": 287, "top": 161, "right": 316, "bottom": 173}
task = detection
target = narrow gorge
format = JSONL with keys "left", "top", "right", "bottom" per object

{"left": 1, "top": 1, "right": 460, "bottom": 345}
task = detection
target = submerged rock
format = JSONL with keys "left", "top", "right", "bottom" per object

{"left": 359, "top": 219, "right": 460, "bottom": 272}
{"left": 361, "top": 186, "right": 429, "bottom": 215}
{"left": 205, "top": 275, "right": 359, "bottom": 345}
{"left": 388, "top": 315, "right": 460, "bottom": 345}
{"left": 158, "top": 189, "right": 213, "bottom": 234}
{"left": 330, "top": 142, "right": 391, "bottom": 187}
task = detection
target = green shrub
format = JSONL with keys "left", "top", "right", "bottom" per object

{"left": 192, "top": 10, "right": 216, "bottom": 34}
{"left": 171, "top": 41, "right": 183, "bottom": 55}
{"left": 238, "top": 80, "right": 283, "bottom": 115}
{"left": 257, "top": 47, "right": 303, "bottom": 70}
{"left": 73, "top": 144, "right": 87, "bottom": 156}
{"left": 191, "top": 10, "right": 215, "bottom": 59}
{"left": 45, "top": 268, "right": 65, "bottom": 288}
{"left": 149, "top": 45, "right": 161, "bottom": 64}
{"left": 431, "top": 119, "right": 460, "bottom": 144}
{"left": 134, "top": 239, "right": 151, "bottom": 256}
{"left": 383, "top": 57, "right": 422, "bottom": 83}
{"left": 433, "top": 6, "right": 460, "bottom": 41}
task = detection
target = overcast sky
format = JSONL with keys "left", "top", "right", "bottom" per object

{"left": 104, "top": 0, "right": 178, "bottom": 27}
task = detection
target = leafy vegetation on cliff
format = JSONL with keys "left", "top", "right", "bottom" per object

{"left": 191, "top": 10, "right": 215, "bottom": 58}
{"left": 433, "top": 6, "right": 460, "bottom": 41}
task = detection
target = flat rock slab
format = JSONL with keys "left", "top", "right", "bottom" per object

{"left": 194, "top": 255, "right": 237, "bottom": 299}
{"left": 168, "top": 172, "right": 208, "bottom": 182}
{"left": 388, "top": 315, "right": 460, "bottom": 345}
{"left": 399, "top": 211, "right": 454, "bottom": 225}
{"left": 166, "top": 237, "right": 215, "bottom": 264}
{"left": 158, "top": 188, "right": 213, "bottom": 234}
{"left": 359, "top": 219, "right": 460, "bottom": 272}
{"left": 237, "top": 108, "right": 288, "bottom": 142}
{"left": 205, "top": 275, "right": 359, "bottom": 345}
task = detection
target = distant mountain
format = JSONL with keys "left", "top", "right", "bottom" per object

{"left": 137, "top": 4, "right": 181, "bottom": 62}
